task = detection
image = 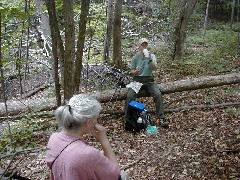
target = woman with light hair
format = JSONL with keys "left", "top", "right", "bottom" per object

{"left": 46, "top": 94, "right": 129, "bottom": 180}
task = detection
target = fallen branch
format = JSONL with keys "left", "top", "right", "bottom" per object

{"left": 0, "top": 147, "right": 46, "bottom": 159}
{"left": 1, "top": 101, "right": 239, "bottom": 122}
{"left": 102, "top": 101, "right": 240, "bottom": 115}
{"left": 121, "top": 157, "right": 144, "bottom": 170}
{"left": 24, "top": 84, "right": 50, "bottom": 98}
{"left": 0, "top": 111, "right": 54, "bottom": 122}
{"left": 0, "top": 147, "right": 45, "bottom": 179}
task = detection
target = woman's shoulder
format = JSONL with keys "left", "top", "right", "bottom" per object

{"left": 70, "top": 142, "right": 103, "bottom": 159}
{"left": 68, "top": 144, "right": 106, "bottom": 167}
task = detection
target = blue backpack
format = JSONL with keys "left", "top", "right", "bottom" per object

{"left": 125, "top": 100, "right": 151, "bottom": 133}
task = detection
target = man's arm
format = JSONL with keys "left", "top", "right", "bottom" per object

{"left": 130, "top": 55, "right": 141, "bottom": 76}
{"left": 149, "top": 54, "right": 158, "bottom": 71}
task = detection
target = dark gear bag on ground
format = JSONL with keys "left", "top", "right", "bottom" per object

{"left": 125, "top": 100, "right": 151, "bottom": 133}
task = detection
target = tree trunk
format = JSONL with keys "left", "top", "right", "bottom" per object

{"left": 173, "top": 0, "right": 198, "bottom": 60}
{"left": 23, "top": 0, "right": 30, "bottom": 96}
{"left": 34, "top": 0, "right": 52, "bottom": 57}
{"left": 63, "top": 0, "right": 75, "bottom": 100}
{"left": 230, "top": 0, "right": 235, "bottom": 31}
{"left": 238, "top": 0, "right": 240, "bottom": 57}
{"left": 17, "top": 27, "right": 24, "bottom": 97}
{"left": 41, "top": 0, "right": 65, "bottom": 88}
{"left": 46, "top": 0, "right": 61, "bottom": 106}
{"left": 103, "top": 0, "right": 114, "bottom": 62}
{"left": 0, "top": 12, "right": 7, "bottom": 109}
{"left": 74, "top": 0, "right": 90, "bottom": 93}
{"left": 112, "top": 0, "right": 123, "bottom": 68}
{"left": 0, "top": 73, "right": 239, "bottom": 116}
{"left": 203, "top": 0, "right": 211, "bottom": 36}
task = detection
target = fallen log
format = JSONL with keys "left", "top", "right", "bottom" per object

{"left": 89, "top": 72, "right": 240, "bottom": 103}
{"left": 101, "top": 101, "right": 240, "bottom": 115}
{"left": 1, "top": 101, "right": 239, "bottom": 122}
{"left": 0, "top": 73, "right": 239, "bottom": 117}
{"left": 24, "top": 84, "right": 50, "bottom": 98}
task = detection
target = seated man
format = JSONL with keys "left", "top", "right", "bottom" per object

{"left": 125, "top": 38, "right": 169, "bottom": 128}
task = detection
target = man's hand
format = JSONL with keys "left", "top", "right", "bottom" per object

{"left": 134, "top": 66, "right": 141, "bottom": 75}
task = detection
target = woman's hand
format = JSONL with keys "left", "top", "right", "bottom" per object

{"left": 92, "top": 124, "right": 119, "bottom": 165}
{"left": 91, "top": 124, "right": 108, "bottom": 144}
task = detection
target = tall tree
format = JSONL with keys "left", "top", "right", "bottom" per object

{"left": 237, "top": 0, "right": 240, "bottom": 56}
{"left": 112, "top": 0, "right": 123, "bottom": 68}
{"left": 45, "top": 0, "right": 62, "bottom": 106}
{"left": 173, "top": 0, "right": 198, "bottom": 60}
{"left": 63, "top": 0, "right": 75, "bottom": 100}
{"left": 74, "top": 0, "right": 90, "bottom": 92}
{"left": 0, "top": 12, "right": 5, "bottom": 105}
{"left": 203, "top": 0, "right": 211, "bottom": 35}
{"left": 46, "top": 0, "right": 91, "bottom": 101}
{"left": 103, "top": 0, "right": 114, "bottom": 63}
{"left": 230, "top": 0, "right": 235, "bottom": 31}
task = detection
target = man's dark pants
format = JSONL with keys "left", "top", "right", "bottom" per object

{"left": 125, "top": 76, "right": 165, "bottom": 120}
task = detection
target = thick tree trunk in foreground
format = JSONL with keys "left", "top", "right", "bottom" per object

{"left": 0, "top": 73, "right": 239, "bottom": 116}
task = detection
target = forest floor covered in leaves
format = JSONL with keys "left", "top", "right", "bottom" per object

{"left": 0, "top": 68, "right": 240, "bottom": 179}
{"left": 98, "top": 83, "right": 240, "bottom": 180}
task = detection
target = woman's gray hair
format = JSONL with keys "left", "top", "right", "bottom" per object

{"left": 54, "top": 94, "right": 101, "bottom": 130}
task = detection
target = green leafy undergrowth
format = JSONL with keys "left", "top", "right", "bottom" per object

{"left": 0, "top": 112, "right": 57, "bottom": 154}
{"left": 160, "top": 26, "right": 238, "bottom": 76}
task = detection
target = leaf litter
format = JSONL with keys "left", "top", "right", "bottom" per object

{"left": 0, "top": 83, "right": 239, "bottom": 179}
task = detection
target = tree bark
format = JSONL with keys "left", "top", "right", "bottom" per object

{"left": 46, "top": 0, "right": 61, "bottom": 106}
{"left": 230, "top": 0, "right": 235, "bottom": 31}
{"left": 238, "top": 0, "right": 240, "bottom": 57}
{"left": 203, "top": 0, "right": 211, "bottom": 36}
{"left": 63, "top": 0, "right": 75, "bottom": 100}
{"left": 0, "top": 12, "right": 8, "bottom": 112}
{"left": 103, "top": 0, "right": 114, "bottom": 62}
{"left": 34, "top": 0, "right": 52, "bottom": 57}
{"left": 74, "top": 0, "right": 90, "bottom": 92}
{"left": 173, "top": 0, "right": 198, "bottom": 60}
{"left": 112, "top": 0, "right": 123, "bottom": 68}
{"left": 0, "top": 73, "right": 239, "bottom": 116}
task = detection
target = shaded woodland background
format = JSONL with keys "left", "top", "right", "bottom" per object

{"left": 0, "top": 0, "right": 239, "bottom": 179}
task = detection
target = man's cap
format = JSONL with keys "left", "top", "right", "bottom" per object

{"left": 138, "top": 38, "right": 148, "bottom": 45}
